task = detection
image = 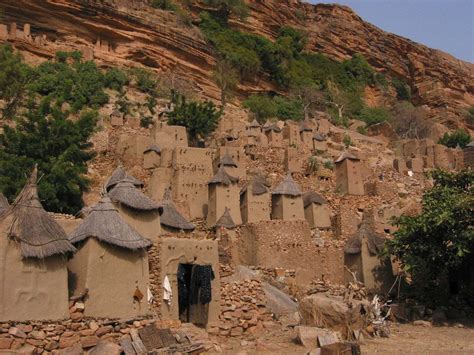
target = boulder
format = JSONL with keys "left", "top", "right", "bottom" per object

{"left": 88, "top": 340, "right": 120, "bottom": 355}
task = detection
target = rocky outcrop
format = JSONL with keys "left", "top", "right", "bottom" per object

{"left": 0, "top": 0, "right": 472, "bottom": 123}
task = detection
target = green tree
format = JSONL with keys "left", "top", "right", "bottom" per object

{"left": 0, "top": 99, "right": 98, "bottom": 214}
{"left": 439, "top": 129, "right": 471, "bottom": 149}
{"left": 0, "top": 45, "right": 32, "bottom": 119}
{"left": 392, "top": 77, "right": 412, "bottom": 101}
{"left": 466, "top": 106, "right": 474, "bottom": 124}
{"left": 212, "top": 58, "right": 238, "bottom": 108}
{"left": 167, "top": 92, "right": 222, "bottom": 145}
{"left": 387, "top": 169, "right": 474, "bottom": 305}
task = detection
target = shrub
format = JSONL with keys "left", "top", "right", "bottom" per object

{"left": 104, "top": 68, "right": 129, "bottom": 92}
{"left": 466, "top": 106, "right": 474, "bottom": 124}
{"left": 323, "top": 160, "right": 334, "bottom": 170}
{"left": 392, "top": 77, "right": 412, "bottom": 101}
{"left": 438, "top": 129, "right": 471, "bottom": 149}
{"left": 343, "top": 134, "right": 352, "bottom": 147}
{"left": 243, "top": 94, "right": 277, "bottom": 122}
{"left": 167, "top": 92, "right": 222, "bottom": 145}
{"left": 140, "top": 115, "right": 154, "bottom": 128}
{"left": 130, "top": 68, "right": 157, "bottom": 94}
{"left": 273, "top": 96, "right": 304, "bottom": 120}
{"left": 307, "top": 156, "right": 319, "bottom": 175}
{"left": 358, "top": 106, "right": 391, "bottom": 126}
{"left": 151, "top": 0, "right": 177, "bottom": 10}
{"left": 390, "top": 102, "right": 429, "bottom": 139}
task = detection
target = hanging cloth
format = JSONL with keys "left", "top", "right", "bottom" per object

{"left": 163, "top": 275, "right": 172, "bottom": 305}
{"left": 190, "top": 265, "right": 215, "bottom": 305}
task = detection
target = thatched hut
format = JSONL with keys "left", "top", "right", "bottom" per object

{"left": 0, "top": 168, "right": 75, "bottom": 321}
{"left": 240, "top": 175, "right": 271, "bottom": 223}
{"left": 313, "top": 133, "right": 328, "bottom": 152}
{"left": 271, "top": 173, "right": 305, "bottom": 220}
{"left": 160, "top": 188, "right": 195, "bottom": 234}
{"left": 216, "top": 151, "right": 239, "bottom": 177}
{"left": 344, "top": 211, "right": 393, "bottom": 293}
{"left": 263, "top": 123, "right": 283, "bottom": 147}
{"left": 68, "top": 196, "right": 151, "bottom": 318}
{"left": 207, "top": 166, "right": 241, "bottom": 227}
{"left": 247, "top": 119, "right": 261, "bottom": 136}
{"left": 303, "top": 191, "right": 331, "bottom": 229}
{"left": 105, "top": 166, "right": 144, "bottom": 192}
{"left": 109, "top": 179, "right": 162, "bottom": 241}
{"left": 143, "top": 145, "right": 161, "bottom": 170}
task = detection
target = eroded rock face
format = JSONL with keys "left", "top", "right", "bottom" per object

{"left": 1, "top": 0, "right": 472, "bottom": 123}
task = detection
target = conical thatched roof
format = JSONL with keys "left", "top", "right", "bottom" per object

{"left": 218, "top": 152, "right": 238, "bottom": 168}
{"left": 263, "top": 123, "right": 281, "bottom": 133}
{"left": 109, "top": 180, "right": 161, "bottom": 211}
{"left": 272, "top": 174, "right": 302, "bottom": 196}
{"left": 160, "top": 188, "right": 195, "bottom": 231}
{"left": 240, "top": 175, "right": 270, "bottom": 196}
{"left": 299, "top": 121, "right": 313, "bottom": 132}
{"left": 303, "top": 191, "right": 327, "bottom": 207}
{"left": 0, "top": 193, "right": 9, "bottom": 213}
{"left": 0, "top": 168, "right": 76, "bottom": 258}
{"left": 313, "top": 133, "right": 326, "bottom": 142}
{"left": 248, "top": 119, "right": 261, "bottom": 128}
{"left": 214, "top": 207, "right": 236, "bottom": 229}
{"left": 335, "top": 152, "right": 360, "bottom": 163}
{"left": 143, "top": 145, "right": 161, "bottom": 154}
{"left": 344, "top": 211, "right": 385, "bottom": 255}
{"left": 69, "top": 196, "right": 152, "bottom": 250}
{"left": 466, "top": 141, "right": 474, "bottom": 148}
{"left": 208, "top": 166, "right": 239, "bottom": 186}
{"left": 105, "top": 166, "right": 144, "bottom": 192}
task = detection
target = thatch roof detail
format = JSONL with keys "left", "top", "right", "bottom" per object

{"left": 240, "top": 175, "right": 270, "bottom": 196}
{"left": 248, "top": 119, "right": 261, "bottom": 128}
{"left": 0, "top": 168, "right": 76, "bottom": 258}
{"left": 105, "top": 166, "right": 144, "bottom": 192}
{"left": 263, "top": 123, "right": 281, "bottom": 133}
{"left": 208, "top": 166, "right": 239, "bottom": 186}
{"left": 344, "top": 211, "right": 385, "bottom": 255}
{"left": 109, "top": 180, "right": 161, "bottom": 211}
{"left": 143, "top": 145, "right": 161, "bottom": 154}
{"left": 160, "top": 188, "right": 195, "bottom": 231}
{"left": 218, "top": 152, "right": 238, "bottom": 168}
{"left": 272, "top": 174, "right": 302, "bottom": 196}
{"left": 214, "top": 207, "right": 236, "bottom": 229}
{"left": 69, "top": 196, "right": 152, "bottom": 250}
{"left": 466, "top": 141, "right": 474, "bottom": 148}
{"left": 313, "top": 133, "right": 326, "bottom": 142}
{"left": 335, "top": 152, "right": 360, "bottom": 163}
{"left": 303, "top": 191, "right": 327, "bottom": 207}
{"left": 0, "top": 193, "right": 9, "bottom": 213}
{"left": 110, "top": 110, "right": 122, "bottom": 118}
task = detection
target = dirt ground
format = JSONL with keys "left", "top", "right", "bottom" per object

{"left": 209, "top": 322, "right": 474, "bottom": 354}
{"left": 361, "top": 322, "right": 474, "bottom": 354}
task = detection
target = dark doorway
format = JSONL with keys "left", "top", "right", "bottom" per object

{"left": 177, "top": 263, "right": 193, "bottom": 322}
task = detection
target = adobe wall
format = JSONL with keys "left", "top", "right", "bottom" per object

{"left": 284, "top": 147, "right": 305, "bottom": 173}
{"left": 147, "top": 167, "right": 173, "bottom": 202}
{"left": 304, "top": 204, "right": 331, "bottom": 229}
{"left": 157, "top": 238, "right": 220, "bottom": 324}
{"left": 115, "top": 204, "right": 161, "bottom": 242}
{"left": 464, "top": 146, "right": 474, "bottom": 167}
{"left": 271, "top": 195, "right": 305, "bottom": 221}
{"left": 237, "top": 220, "right": 344, "bottom": 283}
{"left": 265, "top": 131, "right": 283, "bottom": 147}
{"left": 115, "top": 134, "right": 153, "bottom": 168}
{"left": 68, "top": 238, "right": 149, "bottom": 319}
{"left": 313, "top": 140, "right": 328, "bottom": 152}
{"left": 143, "top": 151, "right": 161, "bottom": 170}
{"left": 335, "top": 160, "right": 364, "bottom": 195}
{"left": 282, "top": 123, "right": 301, "bottom": 147}
{"left": 151, "top": 122, "right": 188, "bottom": 148}
{"left": 172, "top": 147, "right": 214, "bottom": 219}
{"left": 0, "top": 216, "right": 69, "bottom": 321}
{"left": 240, "top": 190, "right": 270, "bottom": 224}
{"left": 207, "top": 184, "right": 241, "bottom": 227}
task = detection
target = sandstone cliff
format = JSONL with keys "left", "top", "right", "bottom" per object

{"left": 0, "top": 0, "right": 473, "bottom": 124}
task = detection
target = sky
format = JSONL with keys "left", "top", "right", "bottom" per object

{"left": 312, "top": 0, "right": 474, "bottom": 63}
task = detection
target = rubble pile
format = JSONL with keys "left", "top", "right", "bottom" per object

{"left": 0, "top": 317, "right": 154, "bottom": 353}
{"left": 207, "top": 279, "right": 273, "bottom": 337}
{"left": 307, "top": 279, "right": 368, "bottom": 301}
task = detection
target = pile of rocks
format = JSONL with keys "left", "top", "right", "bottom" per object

{"left": 207, "top": 279, "right": 273, "bottom": 337}
{"left": 0, "top": 317, "right": 154, "bottom": 353}
{"left": 148, "top": 242, "right": 162, "bottom": 315}
{"left": 307, "top": 279, "right": 367, "bottom": 300}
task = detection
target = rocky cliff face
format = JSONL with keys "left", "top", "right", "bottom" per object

{"left": 1, "top": 0, "right": 473, "bottom": 125}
